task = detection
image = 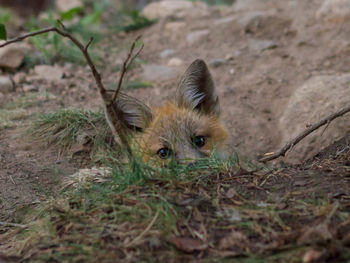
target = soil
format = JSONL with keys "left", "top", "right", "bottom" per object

{"left": 0, "top": 0, "right": 350, "bottom": 261}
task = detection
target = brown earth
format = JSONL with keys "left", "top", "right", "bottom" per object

{"left": 0, "top": 0, "right": 350, "bottom": 260}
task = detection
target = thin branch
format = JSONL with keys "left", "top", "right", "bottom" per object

{"left": 111, "top": 36, "right": 143, "bottom": 102}
{"left": 84, "top": 37, "right": 94, "bottom": 52}
{"left": 0, "top": 221, "right": 28, "bottom": 229}
{"left": 259, "top": 105, "right": 350, "bottom": 162}
{"left": 0, "top": 22, "right": 137, "bottom": 160}
{"left": 0, "top": 26, "right": 106, "bottom": 98}
{"left": 125, "top": 209, "right": 159, "bottom": 248}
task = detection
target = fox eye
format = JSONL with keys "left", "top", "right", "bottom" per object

{"left": 157, "top": 147, "right": 172, "bottom": 159}
{"left": 193, "top": 136, "right": 206, "bottom": 148}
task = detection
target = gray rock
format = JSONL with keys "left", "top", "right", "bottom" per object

{"left": 209, "top": 58, "right": 227, "bottom": 68}
{"left": 168, "top": 58, "right": 184, "bottom": 67}
{"left": 248, "top": 39, "right": 277, "bottom": 51}
{"left": 23, "top": 85, "right": 38, "bottom": 93}
{"left": 164, "top": 22, "right": 186, "bottom": 32}
{"left": 233, "top": 0, "right": 278, "bottom": 12}
{"left": 0, "top": 42, "right": 30, "bottom": 69}
{"left": 141, "top": 64, "right": 181, "bottom": 82}
{"left": 0, "top": 76, "right": 13, "bottom": 94}
{"left": 160, "top": 49, "right": 176, "bottom": 58}
{"left": 316, "top": 0, "right": 350, "bottom": 22}
{"left": 56, "top": 0, "right": 82, "bottom": 12}
{"left": 34, "top": 65, "right": 63, "bottom": 81}
{"left": 142, "top": 0, "right": 209, "bottom": 20}
{"left": 186, "top": 30, "right": 209, "bottom": 45}
{"left": 214, "top": 15, "right": 236, "bottom": 26}
{"left": 279, "top": 74, "right": 350, "bottom": 163}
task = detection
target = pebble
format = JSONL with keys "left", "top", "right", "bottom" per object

{"left": 0, "top": 76, "right": 13, "bottom": 94}
{"left": 168, "top": 58, "right": 184, "bottom": 67}
{"left": 186, "top": 30, "right": 209, "bottom": 45}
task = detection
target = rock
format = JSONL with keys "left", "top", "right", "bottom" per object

{"left": 233, "top": 0, "right": 278, "bottom": 12}
{"left": 164, "top": 21, "right": 186, "bottom": 32}
{"left": 279, "top": 74, "right": 350, "bottom": 163}
{"left": 141, "top": 64, "right": 181, "bottom": 82}
{"left": 23, "top": 85, "right": 38, "bottom": 93}
{"left": 142, "top": 0, "right": 209, "bottom": 20}
{"left": 209, "top": 58, "right": 227, "bottom": 68}
{"left": 13, "top": 72, "right": 27, "bottom": 84}
{"left": 34, "top": 65, "right": 64, "bottom": 81}
{"left": 0, "top": 42, "right": 30, "bottom": 69}
{"left": 248, "top": 39, "right": 277, "bottom": 51}
{"left": 0, "top": 76, "right": 13, "bottom": 94}
{"left": 56, "top": 0, "right": 82, "bottom": 12}
{"left": 168, "top": 58, "right": 184, "bottom": 67}
{"left": 186, "top": 30, "right": 209, "bottom": 45}
{"left": 160, "top": 49, "right": 176, "bottom": 58}
{"left": 214, "top": 15, "right": 236, "bottom": 26}
{"left": 236, "top": 10, "right": 272, "bottom": 27}
{"left": 316, "top": 0, "right": 350, "bottom": 23}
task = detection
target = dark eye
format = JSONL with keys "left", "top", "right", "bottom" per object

{"left": 193, "top": 136, "right": 206, "bottom": 148}
{"left": 157, "top": 147, "right": 172, "bottom": 159}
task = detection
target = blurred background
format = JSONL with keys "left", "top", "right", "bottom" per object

{"left": 0, "top": 0, "right": 349, "bottom": 163}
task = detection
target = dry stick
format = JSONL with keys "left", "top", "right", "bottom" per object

{"left": 0, "top": 23, "right": 141, "bottom": 158}
{"left": 111, "top": 35, "right": 143, "bottom": 102}
{"left": 259, "top": 105, "right": 350, "bottom": 162}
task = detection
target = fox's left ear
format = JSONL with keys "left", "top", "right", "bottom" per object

{"left": 176, "top": 59, "right": 220, "bottom": 116}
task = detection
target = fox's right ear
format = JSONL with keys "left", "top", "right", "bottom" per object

{"left": 105, "top": 93, "right": 153, "bottom": 134}
{"left": 176, "top": 59, "right": 220, "bottom": 116}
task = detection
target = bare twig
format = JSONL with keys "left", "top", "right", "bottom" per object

{"left": 259, "top": 105, "right": 350, "bottom": 162}
{"left": 0, "top": 221, "right": 28, "bottom": 228}
{"left": 125, "top": 209, "right": 159, "bottom": 247}
{"left": 112, "top": 35, "right": 143, "bottom": 102}
{"left": 0, "top": 22, "right": 141, "bottom": 159}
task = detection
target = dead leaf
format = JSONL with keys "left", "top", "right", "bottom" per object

{"left": 169, "top": 236, "right": 208, "bottom": 253}
{"left": 218, "top": 230, "right": 248, "bottom": 250}
{"left": 303, "top": 249, "right": 322, "bottom": 263}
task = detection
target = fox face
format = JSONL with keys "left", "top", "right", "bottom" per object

{"left": 105, "top": 59, "right": 228, "bottom": 166}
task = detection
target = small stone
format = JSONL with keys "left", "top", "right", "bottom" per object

{"left": 168, "top": 58, "right": 184, "bottom": 67}
{"left": 0, "top": 76, "right": 13, "bottom": 94}
{"left": 13, "top": 72, "right": 27, "bottom": 84}
{"left": 23, "top": 85, "right": 38, "bottom": 93}
{"left": 164, "top": 22, "right": 186, "bottom": 32}
{"left": 142, "top": 0, "right": 208, "bottom": 20}
{"left": 229, "top": 68, "right": 235, "bottom": 74}
{"left": 186, "top": 30, "right": 209, "bottom": 45}
{"left": 209, "top": 58, "right": 227, "bottom": 68}
{"left": 248, "top": 39, "right": 277, "bottom": 51}
{"left": 160, "top": 49, "right": 176, "bottom": 58}
{"left": 34, "top": 65, "right": 64, "bottom": 81}
{"left": 56, "top": 0, "right": 82, "bottom": 12}
{"left": 0, "top": 42, "right": 30, "bottom": 69}
{"left": 316, "top": 0, "right": 350, "bottom": 23}
{"left": 214, "top": 15, "right": 236, "bottom": 26}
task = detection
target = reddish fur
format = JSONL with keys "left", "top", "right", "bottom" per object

{"left": 133, "top": 102, "right": 228, "bottom": 165}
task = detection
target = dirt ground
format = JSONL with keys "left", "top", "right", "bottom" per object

{"left": 0, "top": 0, "right": 350, "bottom": 261}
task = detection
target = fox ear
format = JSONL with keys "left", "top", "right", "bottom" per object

{"left": 176, "top": 59, "right": 220, "bottom": 116}
{"left": 105, "top": 93, "right": 153, "bottom": 133}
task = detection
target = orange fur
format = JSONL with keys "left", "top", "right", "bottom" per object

{"left": 133, "top": 102, "right": 228, "bottom": 165}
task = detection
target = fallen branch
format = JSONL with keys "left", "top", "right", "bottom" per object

{"left": 0, "top": 22, "right": 143, "bottom": 159}
{"left": 0, "top": 221, "right": 28, "bottom": 229}
{"left": 259, "top": 105, "right": 350, "bottom": 162}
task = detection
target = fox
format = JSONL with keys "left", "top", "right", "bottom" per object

{"left": 105, "top": 59, "right": 228, "bottom": 166}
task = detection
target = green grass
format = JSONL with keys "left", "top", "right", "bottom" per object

{"left": 30, "top": 108, "right": 110, "bottom": 154}
{"left": 1, "top": 108, "right": 349, "bottom": 262}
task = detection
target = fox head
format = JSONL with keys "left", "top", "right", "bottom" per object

{"left": 106, "top": 59, "right": 228, "bottom": 166}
